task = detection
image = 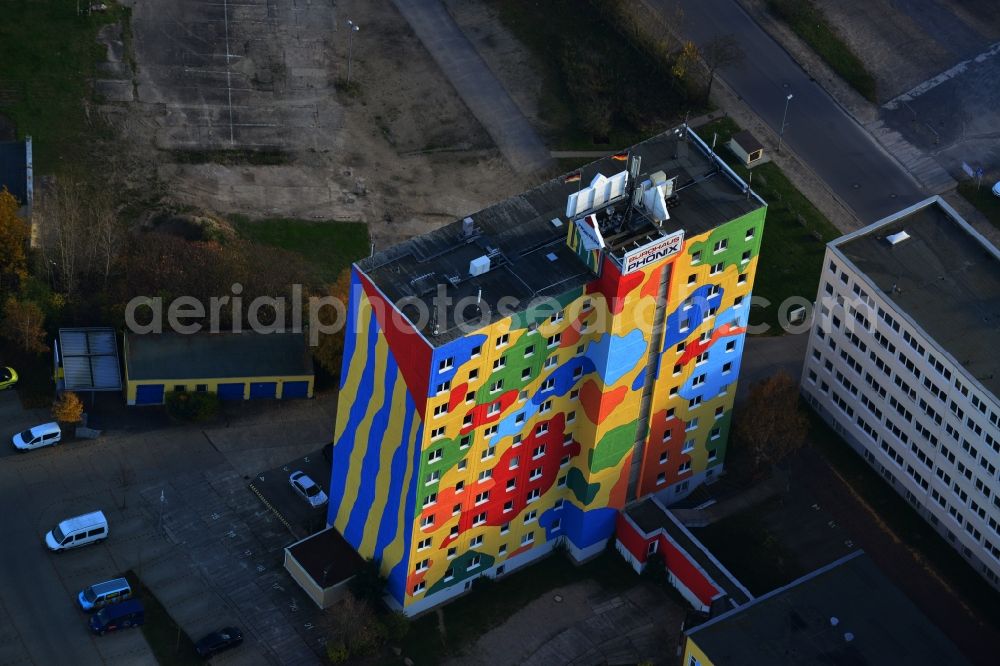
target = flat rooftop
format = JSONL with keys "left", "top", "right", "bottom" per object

{"left": 125, "top": 332, "right": 313, "bottom": 381}
{"left": 835, "top": 197, "right": 1000, "bottom": 396}
{"left": 359, "top": 126, "right": 764, "bottom": 345}
{"left": 286, "top": 527, "right": 365, "bottom": 588}
{"left": 687, "top": 551, "right": 970, "bottom": 665}
{"left": 626, "top": 498, "right": 751, "bottom": 607}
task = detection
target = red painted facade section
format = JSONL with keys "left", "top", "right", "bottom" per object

{"left": 637, "top": 413, "right": 690, "bottom": 498}
{"left": 585, "top": 254, "right": 644, "bottom": 314}
{"left": 459, "top": 390, "right": 519, "bottom": 435}
{"left": 420, "top": 413, "right": 581, "bottom": 547}
{"left": 676, "top": 321, "right": 746, "bottom": 367}
{"left": 615, "top": 514, "right": 719, "bottom": 607}
{"left": 580, "top": 379, "right": 628, "bottom": 426}
{"left": 357, "top": 269, "right": 433, "bottom": 414}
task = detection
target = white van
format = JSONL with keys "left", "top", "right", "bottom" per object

{"left": 78, "top": 577, "right": 132, "bottom": 611}
{"left": 12, "top": 422, "right": 62, "bottom": 451}
{"left": 45, "top": 511, "right": 109, "bottom": 551}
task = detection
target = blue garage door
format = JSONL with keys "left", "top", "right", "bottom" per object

{"left": 249, "top": 382, "right": 277, "bottom": 399}
{"left": 282, "top": 381, "right": 309, "bottom": 399}
{"left": 135, "top": 384, "right": 165, "bottom": 405}
{"left": 217, "top": 383, "right": 246, "bottom": 400}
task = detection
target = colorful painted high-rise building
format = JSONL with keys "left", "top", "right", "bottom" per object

{"left": 327, "top": 125, "right": 767, "bottom": 614}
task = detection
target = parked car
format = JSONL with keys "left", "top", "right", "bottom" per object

{"left": 89, "top": 599, "right": 144, "bottom": 635}
{"left": 289, "top": 471, "right": 328, "bottom": 508}
{"left": 0, "top": 366, "right": 17, "bottom": 390}
{"left": 78, "top": 577, "right": 132, "bottom": 612}
{"left": 45, "top": 511, "right": 109, "bottom": 551}
{"left": 194, "top": 627, "right": 244, "bottom": 658}
{"left": 12, "top": 422, "right": 61, "bottom": 451}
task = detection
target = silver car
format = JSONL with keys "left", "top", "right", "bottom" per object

{"left": 289, "top": 471, "right": 328, "bottom": 508}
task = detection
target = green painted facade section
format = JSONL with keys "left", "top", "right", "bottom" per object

{"left": 566, "top": 467, "right": 601, "bottom": 505}
{"left": 507, "top": 287, "right": 583, "bottom": 331}
{"left": 686, "top": 208, "right": 765, "bottom": 273}
{"left": 588, "top": 420, "right": 638, "bottom": 473}
{"left": 417, "top": 434, "right": 471, "bottom": 508}
{"left": 426, "top": 549, "right": 497, "bottom": 594}
{"left": 475, "top": 332, "right": 551, "bottom": 404}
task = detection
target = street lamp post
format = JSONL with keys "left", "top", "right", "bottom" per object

{"left": 347, "top": 20, "right": 360, "bottom": 83}
{"left": 777, "top": 93, "right": 793, "bottom": 154}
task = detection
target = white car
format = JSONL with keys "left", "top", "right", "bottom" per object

{"left": 289, "top": 471, "right": 328, "bottom": 508}
{"left": 992, "top": 180, "right": 1000, "bottom": 198}
{"left": 12, "top": 422, "right": 62, "bottom": 451}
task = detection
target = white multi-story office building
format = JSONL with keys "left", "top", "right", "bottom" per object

{"left": 801, "top": 196, "right": 1000, "bottom": 589}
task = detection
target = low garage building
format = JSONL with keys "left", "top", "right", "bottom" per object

{"left": 124, "top": 331, "right": 314, "bottom": 405}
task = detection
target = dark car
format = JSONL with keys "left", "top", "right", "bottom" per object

{"left": 89, "top": 599, "right": 144, "bottom": 635}
{"left": 195, "top": 627, "right": 244, "bottom": 658}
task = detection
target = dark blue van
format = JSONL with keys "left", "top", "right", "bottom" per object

{"left": 89, "top": 599, "right": 144, "bottom": 635}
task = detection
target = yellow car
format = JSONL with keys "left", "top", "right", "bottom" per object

{"left": 0, "top": 367, "right": 18, "bottom": 390}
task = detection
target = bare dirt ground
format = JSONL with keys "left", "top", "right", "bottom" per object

{"left": 104, "top": 0, "right": 532, "bottom": 249}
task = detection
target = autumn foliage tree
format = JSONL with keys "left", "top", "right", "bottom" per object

{"left": 53, "top": 391, "right": 84, "bottom": 424}
{"left": 312, "top": 268, "right": 352, "bottom": 380}
{"left": 0, "top": 187, "right": 29, "bottom": 292}
{"left": 1, "top": 297, "right": 49, "bottom": 353}
{"left": 734, "top": 371, "right": 810, "bottom": 478}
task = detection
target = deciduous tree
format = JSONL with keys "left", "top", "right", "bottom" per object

{"left": 0, "top": 187, "right": 29, "bottom": 291}
{"left": 734, "top": 370, "right": 809, "bottom": 477}
{"left": 53, "top": 391, "right": 84, "bottom": 424}
{"left": 1, "top": 297, "right": 49, "bottom": 353}
{"left": 700, "top": 35, "right": 743, "bottom": 102}
{"left": 312, "top": 269, "right": 352, "bottom": 379}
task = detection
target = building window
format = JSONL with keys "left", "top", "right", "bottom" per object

{"left": 421, "top": 515, "right": 435, "bottom": 529}
{"left": 713, "top": 239, "right": 728, "bottom": 253}
{"left": 524, "top": 510, "right": 538, "bottom": 523}
{"left": 521, "top": 531, "right": 535, "bottom": 546}
{"left": 524, "top": 345, "right": 535, "bottom": 357}
{"left": 473, "top": 512, "right": 487, "bottom": 527}
{"left": 745, "top": 227, "right": 755, "bottom": 240}
{"left": 439, "top": 358, "right": 453, "bottom": 373}
{"left": 527, "top": 488, "right": 541, "bottom": 502}
{"left": 428, "top": 448, "right": 443, "bottom": 462}
{"left": 540, "top": 399, "right": 553, "bottom": 413}
{"left": 425, "top": 470, "right": 440, "bottom": 485}
{"left": 468, "top": 369, "right": 478, "bottom": 381}
{"left": 741, "top": 250, "right": 751, "bottom": 263}
{"left": 490, "top": 380, "right": 504, "bottom": 393}
{"left": 657, "top": 472, "right": 666, "bottom": 485}
{"left": 497, "top": 333, "right": 509, "bottom": 348}
{"left": 532, "top": 444, "right": 546, "bottom": 459}
{"left": 682, "top": 439, "right": 695, "bottom": 453}
{"left": 470, "top": 534, "right": 483, "bottom": 547}
{"left": 481, "top": 445, "right": 496, "bottom": 460}
{"left": 417, "top": 537, "right": 432, "bottom": 551}
{"left": 710, "top": 262, "right": 724, "bottom": 275}
{"left": 468, "top": 556, "right": 482, "bottom": 570}
{"left": 422, "top": 492, "right": 437, "bottom": 507}
{"left": 475, "top": 491, "right": 490, "bottom": 505}
{"left": 738, "top": 273, "right": 748, "bottom": 285}
{"left": 530, "top": 466, "right": 544, "bottom": 481}
{"left": 557, "top": 475, "right": 567, "bottom": 487}
{"left": 412, "top": 581, "right": 426, "bottom": 594}
{"left": 487, "top": 401, "right": 501, "bottom": 417}
{"left": 547, "top": 333, "right": 561, "bottom": 347}
{"left": 493, "top": 356, "right": 506, "bottom": 370}
{"left": 687, "top": 274, "right": 697, "bottom": 286}
{"left": 692, "top": 250, "right": 702, "bottom": 264}
{"left": 433, "top": 403, "right": 448, "bottom": 418}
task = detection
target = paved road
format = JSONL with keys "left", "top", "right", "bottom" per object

{"left": 388, "top": 0, "right": 553, "bottom": 175}
{"left": 652, "top": 0, "right": 928, "bottom": 223}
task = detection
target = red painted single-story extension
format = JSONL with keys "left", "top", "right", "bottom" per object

{"left": 615, "top": 497, "right": 751, "bottom": 615}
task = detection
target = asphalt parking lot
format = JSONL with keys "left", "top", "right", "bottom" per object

{"left": 252, "top": 447, "right": 333, "bottom": 539}
{"left": 0, "top": 389, "right": 337, "bottom": 665}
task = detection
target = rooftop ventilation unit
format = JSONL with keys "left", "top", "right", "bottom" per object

{"left": 886, "top": 230, "right": 910, "bottom": 246}
{"left": 469, "top": 255, "right": 491, "bottom": 276}
{"left": 462, "top": 217, "right": 475, "bottom": 238}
